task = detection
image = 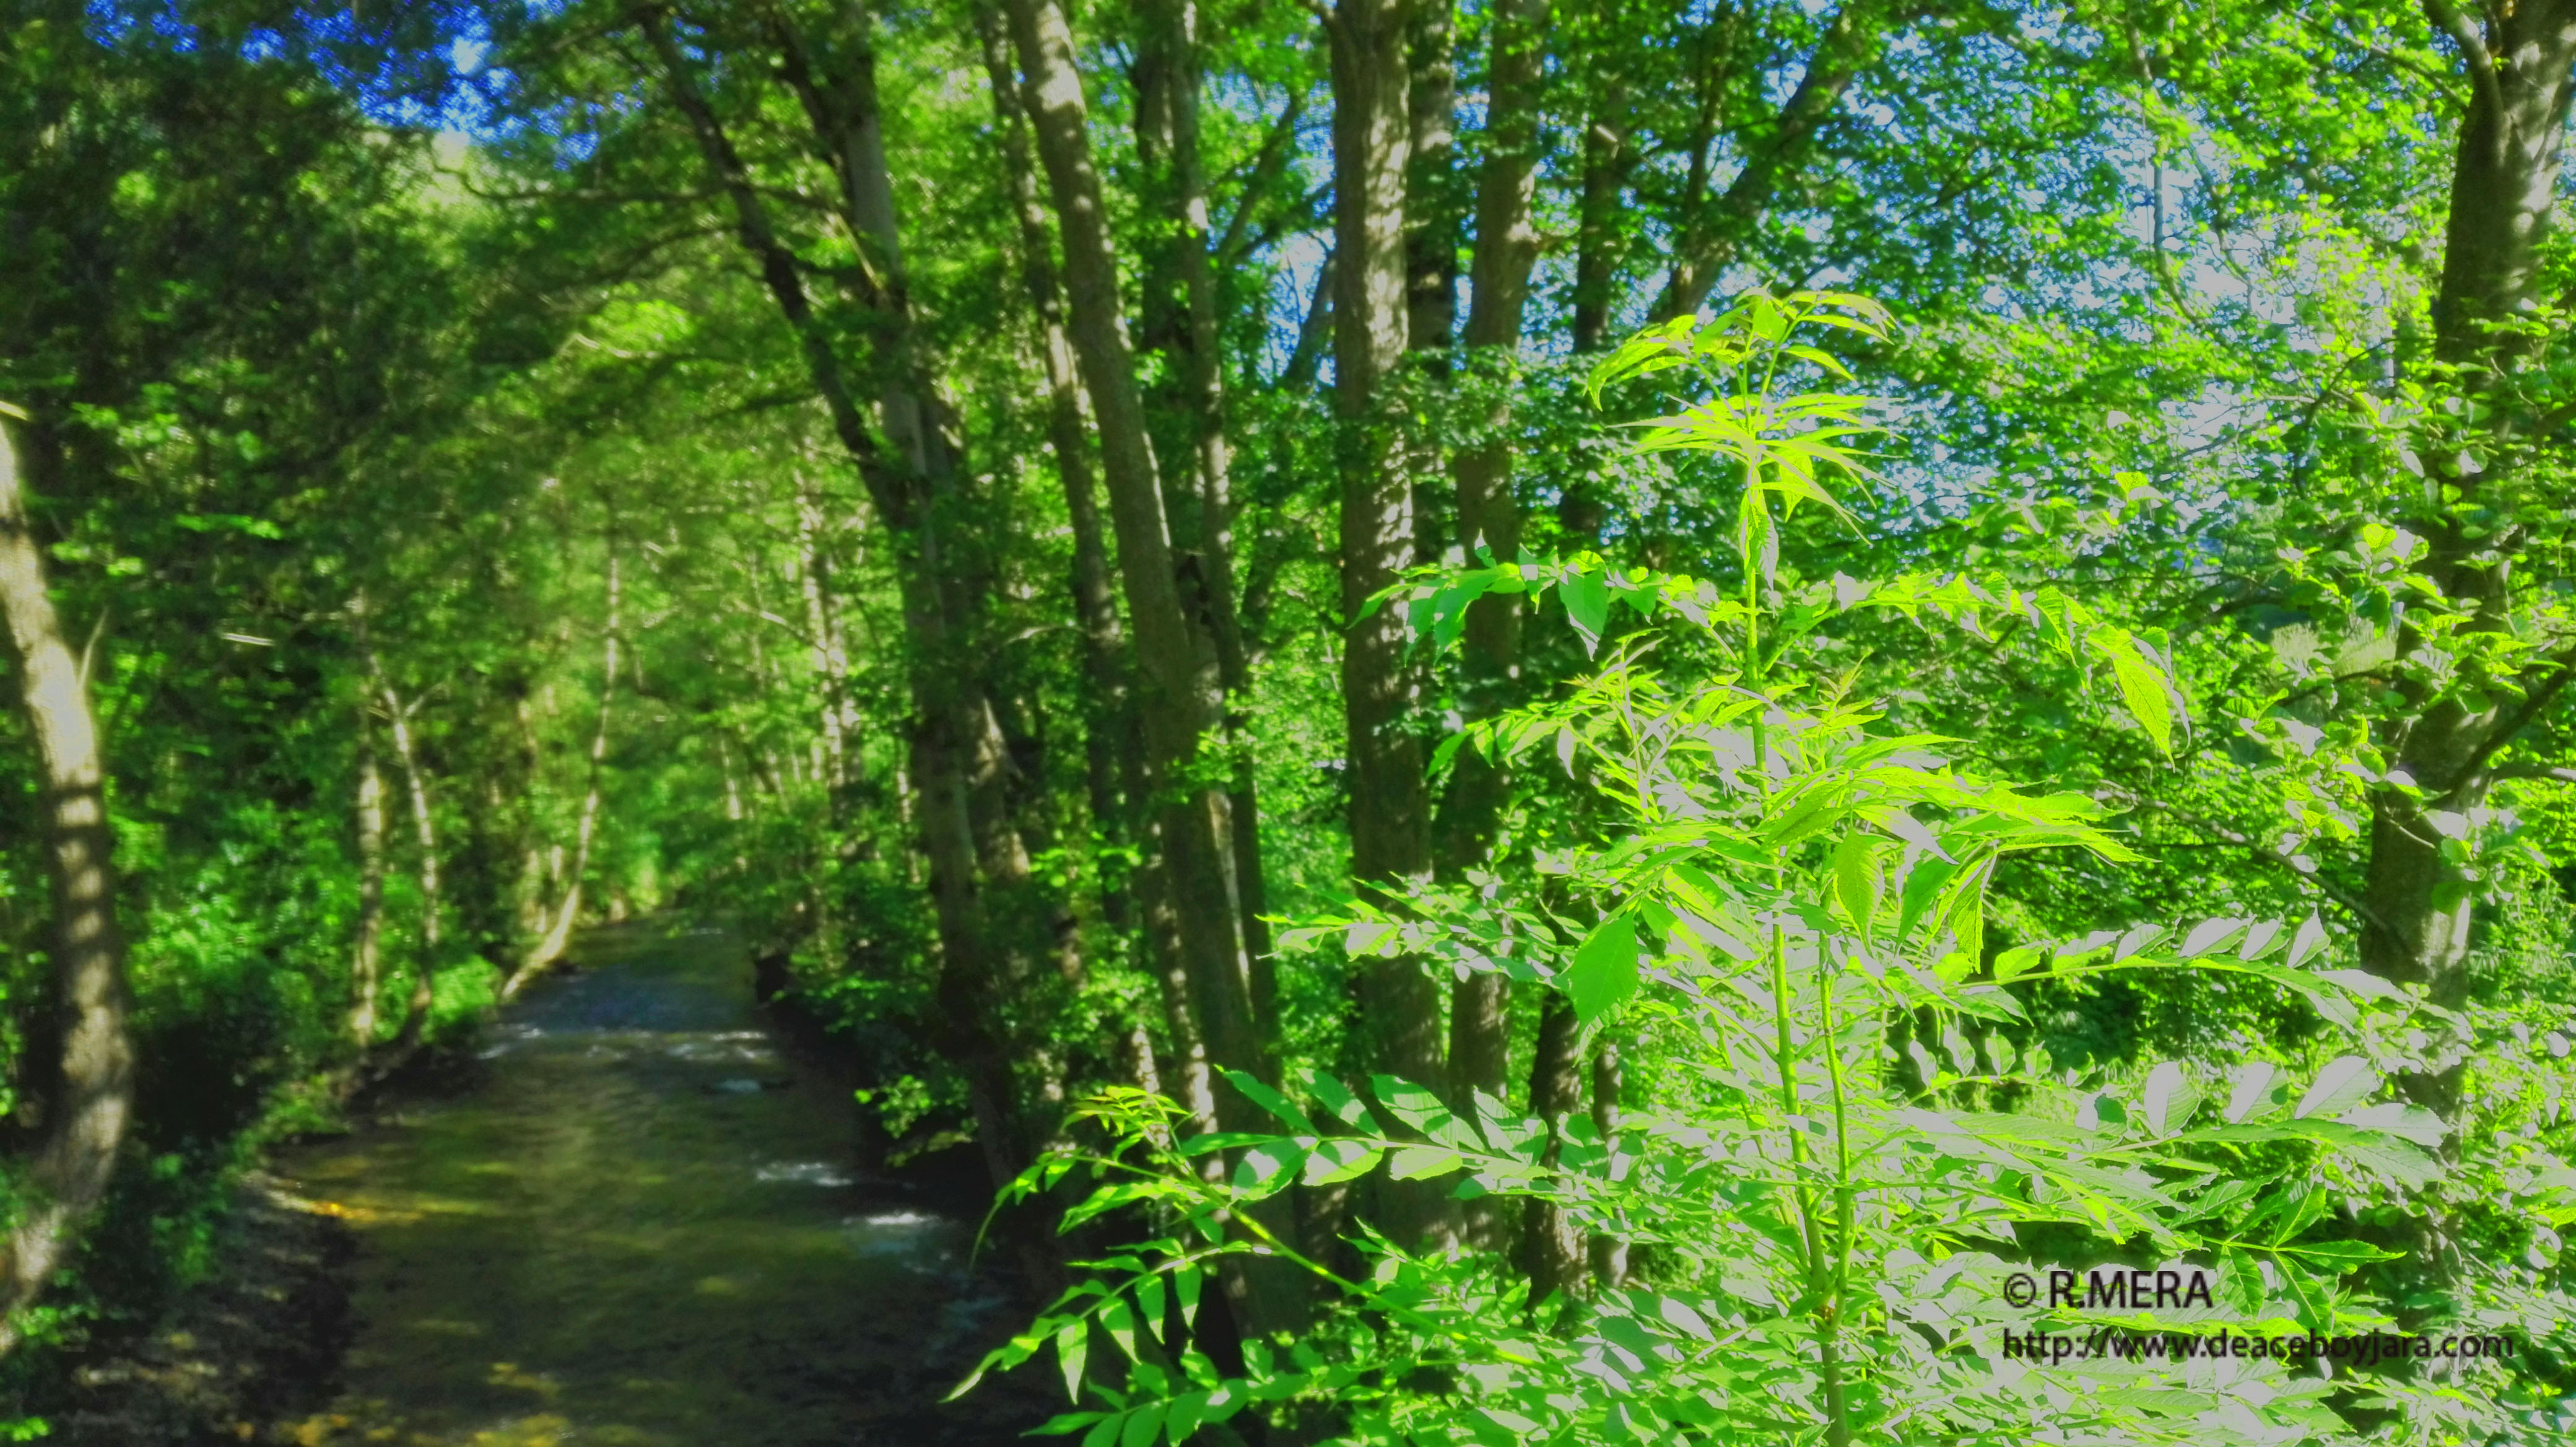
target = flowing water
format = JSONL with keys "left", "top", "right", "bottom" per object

{"left": 279, "top": 923, "right": 1052, "bottom": 1446}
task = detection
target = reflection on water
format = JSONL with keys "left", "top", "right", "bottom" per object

{"left": 281, "top": 924, "right": 1046, "bottom": 1445}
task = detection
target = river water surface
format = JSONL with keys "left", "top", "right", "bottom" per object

{"left": 279, "top": 923, "right": 1051, "bottom": 1446}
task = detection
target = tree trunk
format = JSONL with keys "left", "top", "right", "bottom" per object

{"left": 975, "top": 4, "right": 1143, "bottom": 938}
{"left": 1587, "top": 1036, "right": 1629, "bottom": 1288}
{"left": 1435, "top": 0, "right": 1547, "bottom": 1254}
{"left": 1332, "top": 0, "right": 1455, "bottom": 1252}
{"left": 1519, "top": 990, "right": 1585, "bottom": 1305}
{"left": 640, "top": 3, "right": 1068, "bottom": 1236}
{"left": 378, "top": 673, "right": 443, "bottom": 1057}
{"left": 1151, "top": 0, "right": 1275, "bottom": 993}
{"left": 1000, "top": 0, "right": 1269, "bottom": 1106}
{"left": 796, "top": 483, "right": 855, "bottom": 820}
{"left": 1568, "top": 84, "right": 1634, "bottom": 357}
{"left": 1557, "top": 69, "right": 1635, "bottom": 546}
{"left": 349, "top": 710, "right": 387, "bottom": 1047}
{"left": 0, "top": 416, "right": 133, "bottom": 1353}
{"left": 1404, "top": 0, "right": 1459, "bottom": 357}
{"left": 1001, "top": 0, "right": 1307, "bottom": 1334}
{"left": 2358, "top": 0, "right": 2576, "bottom": 1118}
{"left": 511, "top": 544, "right": 619, "bottom": 995}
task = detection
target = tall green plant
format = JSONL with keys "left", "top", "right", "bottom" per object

{"left": 960, "top": 294, "right": 2528, "bottom": 1445}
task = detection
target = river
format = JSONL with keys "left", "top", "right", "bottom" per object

{"left": 277, "top": 922, "right": 1055, "bottom": 1446}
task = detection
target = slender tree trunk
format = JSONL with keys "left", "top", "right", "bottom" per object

{"left": 978, "top": 6, "right": 1174, "bottom": 1080}
{"left": 977, "top": 2, "right": 1136, "bottom": 849}
{"left": 1519, "top": 990, "right": 1585, "bottom": 1305}
{"left": 639, "top": 5, "right": 1050, "bottom": 1216}
{"left": 391, "top": 691, "right": 442, "bottom": 969}
{"left": 2359, "top": 0, "right": 2576, "bottom": 1120}
{"left": 1569, "top": 87, "right": 1633, "bottom": 357}
{"left": 1436, "top": 0, "right": 1548, "bottom": 1254}
{"left": 0, "top": 416, "right": 133, "bottom": 1353}
{"left": 1282, "top": 250, "right": 1338, "bottom": 390}
{"left": 1331, "top": 0, "right": 1455, "bottom": 1252}
{"left": 1001, "top": 0, "right": 1268, "bottom": 1102}
{"left": 1150, "top": 0, "right": 1274, "bottom": 990}
{"left": 1404, "top": 0, "right": 1459, "bottom": 357}
{"left": 370, "top": 671, "right": 446, "bottom": 1064}
{"left": 349, "top": 710, "right": 387, "bottom": 1047}
{"left": 1587, "top": 1037, "right": 1628, "bottom": 1288}
{"left": 1001, "top": 0, "right": 1305, "bottom": 1335}
{"left": 511, "top": 545, "right": 620, "bottom": 995}
{"left": 1555, "top": 69, "right": 1637, "bottom": 549}
{"left": 781, "top": 4, "right": 1069, "bottom": 1069}
{"left": 796, "top": 484, "right": 855, "bottom": 818}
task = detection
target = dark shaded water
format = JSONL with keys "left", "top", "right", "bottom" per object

{"left": 278, "top": 923, "right": 1051, "bottom": 1446}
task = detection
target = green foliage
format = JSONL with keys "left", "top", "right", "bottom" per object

{"left": 968, "top": 298, "right": 2570, "bottom": 1443}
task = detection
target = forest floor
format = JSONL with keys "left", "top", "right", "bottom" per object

{"left": 47, "top": 1171, "right": 357, "bottom": 1445}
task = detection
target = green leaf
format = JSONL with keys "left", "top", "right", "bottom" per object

{"left": 1230, "top": 1141, "right": 1303, "bottom": 1197}
{"left": 2286, "top": 912, "right": 2329, "bottom": 968}
{"left": 1219, "top": 1069, "right": 1314, "bottom": 1132}
{"left": 1120, "top": 1402, "right": 1164, "bottom": 1447}
{"left": 2140, "top": 1061, "right": 2199, "bottom": 1137}
{"left": 1305, "top": 1072, "right": 1383, "bottom": 1133}
{"left": 2224, "top": 1061, "right": 2280, "bottom": 1124}
{"left": 1569, "top": 911, "right": 1643, "bottom": 1025}
{"left": 1164, "top": 1391, "right": 1209, "bottom": 1443}
{"left": 2294, "top": 1056, "right": 2379, "bottom": 1120}
{"left": 1562, "top": 569, "right": 1611, "bottom": 656}
{"left": 2094, "top": 628, "right": 2180, "bottom": 755}
{"left": 1302, "top": 1139, "right": 1382, "bottom": 1185}
{"left": 1831, "top": 833, "right": 1884, "bottom": 933}
{"left": 2278, "top": 1238, "right": 2403, "bottom": 1271}
{"left": 1387, "top": 1145, "right": 1463, "bottom": 1179}
{"left": 2336, "top": 1101, "right": 2445, "bottom": 1148}
{"left": 1373, "top": 1077, "right": 1478, "bottom": 1147}
{"left": 1056, "top": 1320, "right": 1089, "bottom": 1402}
{"left": 2178, "top": 917, "right": 2244, "bottom": 957}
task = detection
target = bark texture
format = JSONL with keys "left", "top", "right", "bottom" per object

{"left": 1518, "top": 990, "right": 1586, "bottom": 1304}
{"left": 349, "top": 712, "right": 387, "bottom": 1046}
{"left": 1138, "top": 0, "right": 1274, "bottom": 994}
{"left": 378, "top": 672, "right": 443, "bottom": 1059}
{"left": 2357, "top": 0, "right": 2576, "bottom": 1117}
{"left": 1000, "top": 0, "right": 1304, "bottom": 1332}
{"left": 0, "top": 416, "right": 133, "bottom": 1353}
{"left": 974, "top": 4, "right": 1142, "bottom": 942}
{"left": 1332, "top": 0, "right": 1455, "bottom": 1250}
{"left": 1000, "top": 0, "right": 1271, "bottom": 1112}
{"left": 1438, "top": 0, "right": 1548, "bottom": 1252}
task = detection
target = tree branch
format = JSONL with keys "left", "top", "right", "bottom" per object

{"left": 2486, "top": 763, "right": 2576, "bottom": 785}
{"left": 2422, "top": 0, "right": 2504, "bottom": 121}
{"left": 1214, "top": 87, "right": 1308, "bottom": 265}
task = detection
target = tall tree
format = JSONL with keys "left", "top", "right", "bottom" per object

{"left": 630, "top": 0, "right": 1053, "bottom": 1196}
{"left": 1328, "top": 0, "right": 1455, "bottom": 1249}
{"left": 1437, "top": 0, "right": 1549, "bottom": 1254}
{"left": 2354, "top": 0, "right": 2576, "bottom": 1104}
{"left": 999, "top": 0, "right": 1273, "bottom": 1124}
{"left": 0, "top": 416, "right": 133, "bottom": 1350}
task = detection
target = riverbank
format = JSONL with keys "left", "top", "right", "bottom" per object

{"left": 37, "top": 1171, "right": 354, "bottom": 1444}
